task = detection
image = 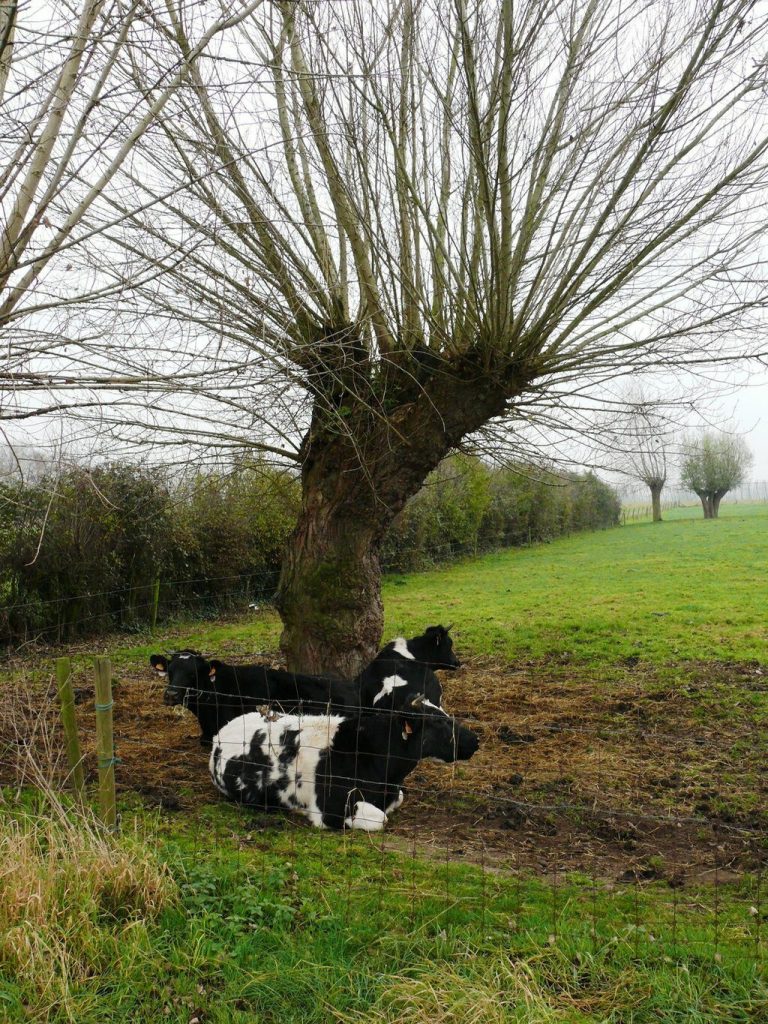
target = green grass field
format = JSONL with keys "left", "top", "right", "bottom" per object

{"left": 385, "top": 502, "right": 768, "bottom": 664}
{"left": 2, "top": 505, "right": 767, "bottom": 1022}
{"left": 2, "top": 795, "right": 765, "bottom": 1024}
{"left": 119, "top": 501, "right": 768, "bottom": 667}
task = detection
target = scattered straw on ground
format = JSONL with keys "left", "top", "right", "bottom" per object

{"left": 3, "top": 650, "right": 766, "bottom": 884}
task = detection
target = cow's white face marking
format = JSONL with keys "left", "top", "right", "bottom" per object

{"left": 345, "top": 801, "right": 387, "bottom": 831}
{"left": 421, "top": 697, "right": 449, "bottom": 717}
{"left": 391, "top": 638, "right": 415, "bottom": 660}
{"left": 177, "top": 653, "right": 193, "bottom": 660}
{"left": 372, "top": 673, "right": 409, "bottom": 705}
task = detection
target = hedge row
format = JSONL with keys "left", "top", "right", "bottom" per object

{"left": 0, "top": 464, "right": 299, "bottom": 645}
{"left": 0, "top": 457, "right": 619, "bottom": 644}
{"left": 382, "top": 456, "right": 620, "bottom": 570}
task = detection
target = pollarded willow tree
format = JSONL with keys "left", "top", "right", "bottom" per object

{"left": 8, "top": 0, "right": 768, "bottom": 673}
{"left": 606, "top": 395, "right": 673, "bottom": 522}
{"left": 680, "top": 432, "right": 753, "bottom": 518}
{"left": 627, "top": 429, "right": 668, "bottom": 524}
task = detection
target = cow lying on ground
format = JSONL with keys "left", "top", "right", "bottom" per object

{"left": 150, "top": 625, "right": 460, "bottom": 746}
{"left": 209, "top": 692, "right": 479, "bottom": 830}
{"left": 150, "top": 649, "right": 352, "bottom": 745}
{"left": 357, "top": 625, "right": 460, "bottom": 707}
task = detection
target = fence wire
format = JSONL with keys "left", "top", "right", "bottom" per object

{"left": 3, "top": 646, "right": 766, "bottom": 972}
{"left": 0, "top": 526, "right": 622, "bottom": 648}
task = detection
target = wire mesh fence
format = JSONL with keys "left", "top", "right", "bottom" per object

{"left": 1, "top": 524, "right": 623, "bottom": 649}
{"left": 3, "top": 634, "right": 766, "bottom": 973}
{"left": 5, "top": 483, "right": 767, "bottom": 649}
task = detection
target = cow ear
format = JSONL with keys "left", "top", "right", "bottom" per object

{"left": 150, "top": 654, "right": 168, "bottom": 673}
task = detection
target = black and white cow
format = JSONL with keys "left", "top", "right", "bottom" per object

{"left": 357, "top": 624, "right": 460, "bottom": 709}
{"left": 150, "top": 625, "right": 460, "bottom": 746}
{"left": 209, "top": 693, "right": 480, "bottom": 830}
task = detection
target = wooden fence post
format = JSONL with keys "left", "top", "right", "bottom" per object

{"left": 93, "top": 656, "right": 117, "bottom": 829}
{"left": 55, "top": 656, "right": 85, "bottom": 801}
{"left": 151, "top": 578, "right": 160, "bottom": 630}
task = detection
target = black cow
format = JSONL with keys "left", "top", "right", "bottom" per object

{"left": 149, "top": 649, "right": 353, "bottom": 745}
{"left": 150, "top": 625, "right": 460, "bottom": 746}
{"left": 209, "top": 693, "right": 479, "bottom": 830}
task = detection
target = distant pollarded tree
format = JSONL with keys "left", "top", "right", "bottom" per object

{"left": 612, "top": 402, "right": 671, "bottom": 523}
{"left": 680, "top": 433, "right": 753, "bottom": 519}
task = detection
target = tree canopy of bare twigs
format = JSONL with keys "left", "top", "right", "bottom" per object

{"left": 604, "top": 393, "right": 674, "bottom": 521}
{"left": 0, "top": 0, "right": 264, "bottom": 429}
{"left": 5, "top": 0, "right": 768, "bottom": 671}
{"left": 680, "top": 430, "right": 753, "bottom": 517}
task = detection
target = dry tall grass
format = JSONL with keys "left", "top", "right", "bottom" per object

{"left": 336, "top": 953, "right": 565, "bottom": 1023}
{"left": 337, "top": 948, "right": 649, "bottom": 1024}
{"left": 0, "top": 810, "right": 176, "bottom": 1012}
{"left": 0, "top": 672, "right": 176, "bottom": 1021}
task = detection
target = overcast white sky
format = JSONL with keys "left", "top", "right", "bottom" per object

{"left": 715, "top": 369, "right": 768, "bottom": 479}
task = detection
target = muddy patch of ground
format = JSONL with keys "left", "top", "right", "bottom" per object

{"left": 2, "top": 652, "right": 766, "bottom": 884}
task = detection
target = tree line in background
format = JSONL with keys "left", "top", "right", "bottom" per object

{"left": 381, "top": 458, "right": 620, "bottom": 570}
{"left": 0, "top": 459, "right": 619, "bottom": 646}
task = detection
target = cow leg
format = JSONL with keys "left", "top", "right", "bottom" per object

{"left": 384, "top": 789, "right": 404, "bottom": 814}
{"left": 307, "top": 809, "right": 329, "bottom": 829}
{"left": 344, "top": 801, "right": 388, "bottom": 831}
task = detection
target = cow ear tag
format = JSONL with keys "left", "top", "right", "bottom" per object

{"left": 209, "top": 667, "right": 216, "bottom": 678}
{"left": 402, "top": 721, "right": 414, "bottom": 741}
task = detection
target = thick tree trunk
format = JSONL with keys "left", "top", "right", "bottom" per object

{"left": 648, "top": 481, "right": 663, "bottom": 522}
{"left": 276, "top": 425, "right": 449, "bottom": 675}
{"left": 277, "top": 484, "right": 385, "bottom": 679}
{"left": 276, "top": 352, "right": 515, "bottom": 674}
{"left": 276, "top": 434, "right": 431, "bottom": 675}
{"left": 698, "top": 493, "right": 714, "bottom": 518}
{"left": 695, "top": 490, "right": 728, "bottom": 518}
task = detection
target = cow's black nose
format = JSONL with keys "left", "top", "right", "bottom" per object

{"left": 457, "top": 730, "right": 480, "bottom": 760}
{"left": 163, "top": 690, "right": 179, "bottom": 706}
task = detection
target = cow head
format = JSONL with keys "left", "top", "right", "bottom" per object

{"left": 149, "top": 649, "right": 211, "bottom": 706}
{"left": 399, "top": 693, "right": 479, "bottom": 762}
{"left": 412, "top": 624, "right": 461, "bottom": 670}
